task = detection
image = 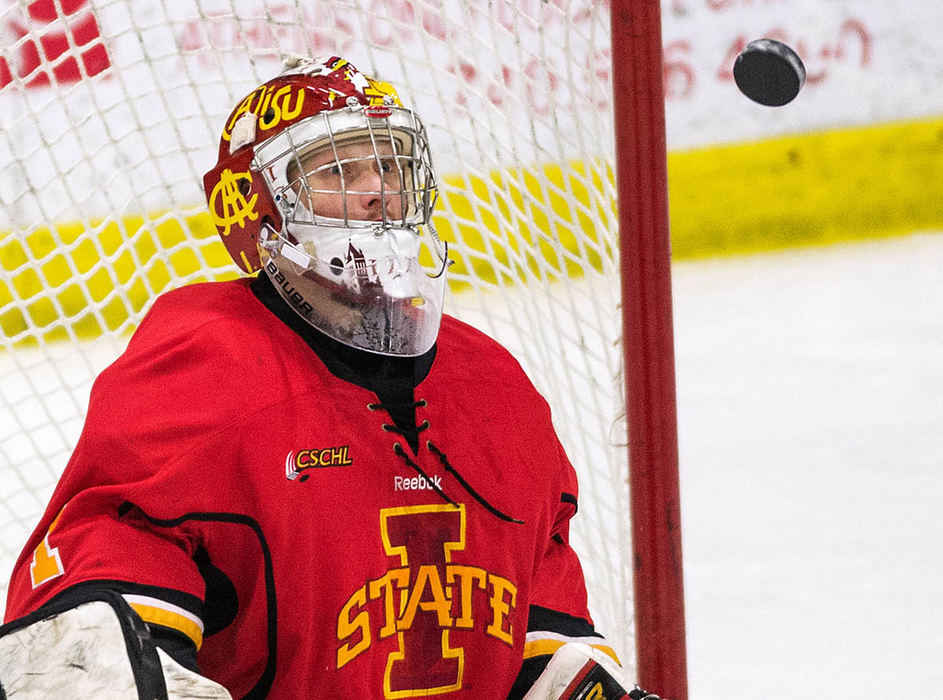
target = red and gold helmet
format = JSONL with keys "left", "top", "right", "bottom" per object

{"left": 203, "top": 56, "right": 447, "bottom": 356}
{"left": 203, "top": 55, "right": 438, "bottom": 273}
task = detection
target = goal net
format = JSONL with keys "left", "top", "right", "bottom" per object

{"left": 1, "top": 0, "right": 636, "bottom": 675}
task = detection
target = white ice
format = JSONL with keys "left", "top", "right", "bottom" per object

{"left": 673, "top": 232, "right": 943, "bottom": 697}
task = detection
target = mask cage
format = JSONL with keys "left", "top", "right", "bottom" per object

{"left": 253, "top": 106, "right": 438, "bottom": 232}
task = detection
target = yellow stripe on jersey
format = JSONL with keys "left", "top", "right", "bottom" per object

{"left": 522, "top": 637, "right": 566, "bottom": 659}
{"left": 523, "top": 633, "right": 620, "bottom": 666}
{"left": 125, "top": 595, "right": 205, "bottom": 651}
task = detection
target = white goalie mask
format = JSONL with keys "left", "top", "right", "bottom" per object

{"left": 205, "top": 56, "right": 448, "bottom": 357}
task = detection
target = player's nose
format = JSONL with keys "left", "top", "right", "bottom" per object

{"left": 349, "top": 168, "right": 402, "bottom": 222}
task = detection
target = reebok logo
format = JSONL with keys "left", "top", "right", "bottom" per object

{"left": 394, "top": 474, "right": 442, "bottom": 492}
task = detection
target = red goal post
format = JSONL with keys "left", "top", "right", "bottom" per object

{"left": 612, "top": 3, "right": 688, "bottom": 698}
{"left": 0, "top": 0, "right": 686, "bottom": 695}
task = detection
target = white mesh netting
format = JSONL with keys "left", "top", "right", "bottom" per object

{"left": 0, "top": 0, "right": 632, "bottom": 668}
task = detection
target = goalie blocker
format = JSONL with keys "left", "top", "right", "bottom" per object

{"left": 0, "top": 589, "right": 231, "bottom": 700}
{"left": 523, "top": 643, "right": 662, "bottom": 700}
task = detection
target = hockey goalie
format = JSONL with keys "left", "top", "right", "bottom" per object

{"left": 1, "top": 55, "right": 663, "bottom": 699}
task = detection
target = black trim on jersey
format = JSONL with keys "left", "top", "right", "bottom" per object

{"left": 118, "top": 502, "right": 277, "bottom": 700}
{"left": 526, "top": 604, "right": 602, "bottom": 639}
{"left": 427, "top": 440, "right": 525, "bottom": 524}
{"left": 550, "top": 492, "right": 580, "bottom": 544}
{"left": 507, "top": 655, "right": 552, "bottom": 700}
{"left": 552, "top": 493, "right": 579, "bottom": 544}
{"left": 561, "top": 492, "right": 578, "bottom": 513}
{"left": 507, "top": 605, "right": 606, "bottom": 699}
{"left": 251, "top": 271, "right": 437, "bottom": 454}
{"left": 38, "top": 578, "right": 205, "bottom": 620}
{"left": 149, "top": 625, "right": 200, "bottom": 673}
{"left": 193, "top": 545, "right": 239, "bottom": 637}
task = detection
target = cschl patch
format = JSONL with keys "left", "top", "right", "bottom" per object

{"left": 285, "top": 446, "right": 352, "bottom": 481}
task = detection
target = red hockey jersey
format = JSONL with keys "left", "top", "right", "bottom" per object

{"left": 5, "top": 278, "right": 613, "bottom": 698}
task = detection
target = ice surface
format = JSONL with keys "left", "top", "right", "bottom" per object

{"left": 672, "top": 233, "right": 943, "bottom": 697}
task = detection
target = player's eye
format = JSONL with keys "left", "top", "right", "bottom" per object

{"left": 329, "top": 163, "right": 342, "bottom": 176}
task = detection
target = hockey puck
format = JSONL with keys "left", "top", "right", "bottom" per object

{"left": 733, "top": 39, "right": 806, "bottom": 107}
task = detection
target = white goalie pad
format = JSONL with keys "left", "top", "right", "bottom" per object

{"left": 157, "top": 648, "right": 233, "bottom": 700}
{"left": 523, "top": 642, "right": 634, "bottom": 700}
{"left": 0, "top": 592, "right": 231, "bottom": 700}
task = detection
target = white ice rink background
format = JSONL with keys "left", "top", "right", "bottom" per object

{"left": 672, "top": 232, "right": 943, "bottom": 697}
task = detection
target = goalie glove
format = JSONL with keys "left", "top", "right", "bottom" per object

{"left": 0, "top": 589, "right": 231, "bottom": 700}
{"left": 522, "top": 642, "right": 662, "bottom": 700}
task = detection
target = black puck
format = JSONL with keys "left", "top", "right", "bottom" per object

{"left": 733, "top": 39, "right": 806, "bottom": 107}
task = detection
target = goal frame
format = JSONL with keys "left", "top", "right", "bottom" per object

{"left": 612, "top": 3, "right": 688, "bottom": 698}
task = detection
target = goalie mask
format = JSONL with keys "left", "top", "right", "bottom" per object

{"left": 203, "top": 56, "right": 447, "bottom": 356}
